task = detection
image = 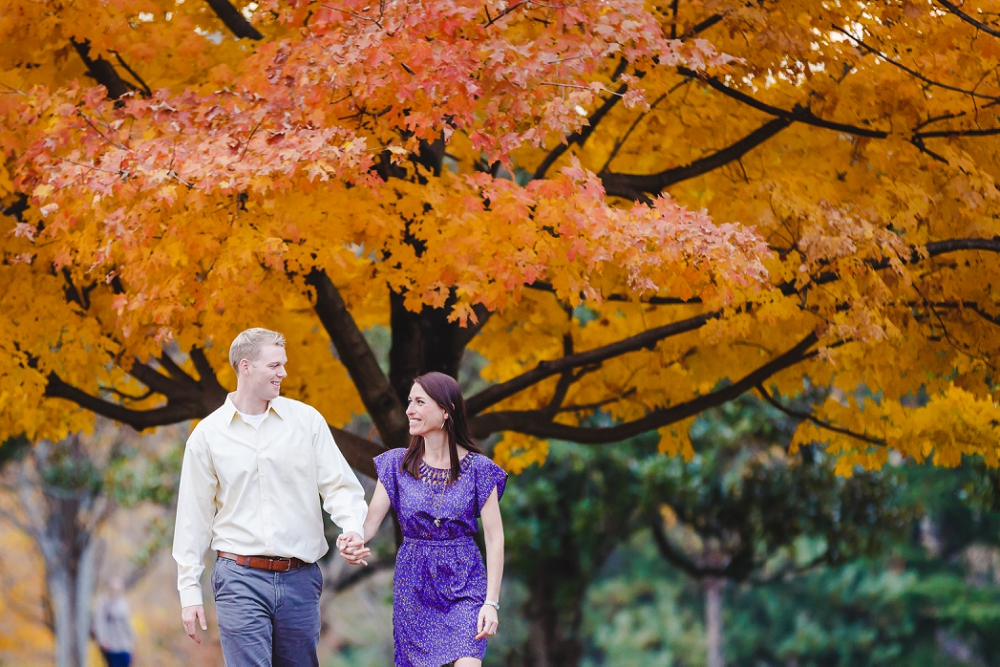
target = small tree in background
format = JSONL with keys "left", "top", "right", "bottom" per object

{"left": 0, "top": 423, "right": 181, "bottom": 667}
{"left": 640, "top": 394, "right": 915, "bottom": 667}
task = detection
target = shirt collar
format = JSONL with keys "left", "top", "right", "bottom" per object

{"left": 223, "top": 394, "right": 286, "bottom": 424}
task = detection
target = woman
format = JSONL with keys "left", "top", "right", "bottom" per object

{"left": 338, "top": 372, "right": 507, "bottom": 667}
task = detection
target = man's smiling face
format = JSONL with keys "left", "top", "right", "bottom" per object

{"left": 241, "top": 344, "right": 288, "bottom": 404}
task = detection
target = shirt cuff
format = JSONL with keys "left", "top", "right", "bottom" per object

{"left": 179, "top": 586, "right": 204, "bottom": 608}
{"left": 341, "top": 520, "right": 364, "bottom": 540}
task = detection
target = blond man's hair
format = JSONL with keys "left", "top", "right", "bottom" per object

{"left": 229, "top": 328, "right": 286, "bottom": 372}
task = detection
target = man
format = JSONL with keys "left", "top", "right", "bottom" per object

{"left": 172, "top": 327, "right": 368, "bottom": 665}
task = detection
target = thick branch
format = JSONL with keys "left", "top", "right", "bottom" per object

{"left": 678, "top": 67, "right": 889, "bottom": 139}
{"left": 70, "top": 38, "right": 130, "bottom": 100}
{"left": 125, "top": 362, "right": 188, "bottom": 398}
{"left": 466, "top": 312, "right": 716, "bottom": 415}
{"left": 470, "top": 237, "right": 997, "bottom": 427}
{"left": 305, "top": 269, "right": 410, "bottom": 449}
{"left": 204, "top": 0, "right": 264, "bottom": 39}
{"left": 470, "top": 333, "right": 818, "bottom": 442}
{"left": 43, "top": 372, "right": 382, "bottom": 475}
{"left": 601, "top": 118, "right": 792, "bottom": 198}
{"left": 44, "top": 372, "right": 219, "bottom": 430}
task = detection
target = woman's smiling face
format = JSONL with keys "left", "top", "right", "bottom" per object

{"left": 406, "top": 382, "right": 447, "bottom": 436}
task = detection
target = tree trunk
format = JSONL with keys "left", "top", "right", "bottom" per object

{"left": 389, "top": 291, "right": 466, "bottom": 404}
{"left": 43, "top": 540, "right": 94, "bottom": 667}
{"left": 47, "top": 561, "right": 82, "bottom": 667}
{"left": 704, "top": 576, "right": 725, "bottom": 667}
{"left": 522, "top": 569, "right": 586, "bottom": 667}
{"left": 76, "top": 539, "right": 98, "bottom": 664}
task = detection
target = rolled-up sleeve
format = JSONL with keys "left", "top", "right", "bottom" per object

{"left": 313, "top": 412, "right": 367, "bottom": 538}
{"left": 172, "top": 428, "right": 218, "bottom": 608}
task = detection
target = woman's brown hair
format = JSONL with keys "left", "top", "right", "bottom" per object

{"left": 401, "top": 372, "right": 483, "bottom": 482}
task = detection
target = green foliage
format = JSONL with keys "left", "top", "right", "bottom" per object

{"left": 104, "top": 441, "right": 183, "bottom": 507}
{"left": 580, "top": 454, "right": 1000, "bottom": 667}
{"left": 0, "top": 434, "right": 29, "bottom": 469}
{"left": 641, "top": 395, "right": 915, "bottom": 580}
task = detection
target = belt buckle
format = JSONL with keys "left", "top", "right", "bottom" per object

{"left": 266, "top": 557, "right": 290, "bottom": 572}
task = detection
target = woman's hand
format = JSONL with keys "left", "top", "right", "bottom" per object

{"left": 474, "top": 604, "right": 499, "bottom": 640}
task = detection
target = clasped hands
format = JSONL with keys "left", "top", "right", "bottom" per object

{"left": 336, "top": 531, "right": 371, "bottom": 566}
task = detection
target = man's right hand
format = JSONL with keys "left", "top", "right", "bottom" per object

{"left": 182, "top": 604, "right": 207, "bottom": 644}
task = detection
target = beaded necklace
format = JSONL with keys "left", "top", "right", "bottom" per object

{"left": 419, "top": 454, "right": 474, "bottom": 527}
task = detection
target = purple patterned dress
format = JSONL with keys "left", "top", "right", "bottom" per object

{"left": 374, "top": 448, "right": 507, "bottom": 667}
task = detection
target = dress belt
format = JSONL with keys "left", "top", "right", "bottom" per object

{"left": 403, "top": 536, "right": 475, "bottom": 546}
{"left": 218, "top": 551, "right": 308, "bottom": 572}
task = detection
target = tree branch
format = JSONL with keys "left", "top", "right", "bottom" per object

{"left": 831, "top": 25, "right": 1000, "bottom": 102}
{"left": 123, "top": 362, "right": 189, "bottom": 399}
{"left": 677, "top": 67, "right": 1000, "bottom": 154}
{"left": 601, "top": 118, "right": 792, "bottom": 198}
{"left": 532, "top": 16, "right": 723, "bottom": 182}
{"left": 43, "top": 371, "right": 383, "bottom": 475}
{"left": 70, "top": 38, "right": 131, "bottom": 100}
{"left": 110, "top": 51, "right": 152, "bottom": 98}
{"left": 526, "top": 280, "right": 698, "bottom": 305}
{"left": 784, "top": 237, "right": 1000, "bottom": 295}
{"left": 755, "top": 384, "right": 886, "bottom": 448}
{"left": 44, "top": 371, "right": 219, "bottom": 430}
{"left": 204, "top": 0, "right": 264, "bottom": 40}
{"left": 329, "top": 426, "right": 384, "bottom": 478}
{"left": 470, "top": 332, "right": 818, "bottom": 442}
{"left": 649, "top": 519, "right": 726, "bottom": 578}
{"left": 678, "top": 67, "right": 890, "bottom": 139}
{"left": 534, "top": 59, "right": 633, "bottom": 180}
{"left": 466, "top": 312, "right": 716, "bottom": 415}
{"left": 470, "top": 236, "right": 995, "bottom": 425}
{"left": 935, "top": 0, "right": 1000, "bottom": 39}
{"left": 305, "top": 269, "right": 410, "bottom": 449}
{"left": 0, "top": 505, "right": 31, "bottom": 535}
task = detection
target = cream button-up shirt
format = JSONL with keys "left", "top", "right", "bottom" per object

{"left": 172, "top": 395, "right": 368, "bottom": 608}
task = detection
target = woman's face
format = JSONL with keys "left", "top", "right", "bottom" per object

{"left": 406, "top": 382, "right": 448, "bottom": 437}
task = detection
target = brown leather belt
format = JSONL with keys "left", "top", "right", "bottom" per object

{"left": 218, "top": 551, "right": 307, "bottom": 573}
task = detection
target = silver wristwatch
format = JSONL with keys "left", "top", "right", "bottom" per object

{"left": 483, "top": 599, "right": 500, "bottom": 611}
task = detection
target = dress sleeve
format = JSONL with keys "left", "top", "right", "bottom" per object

{"left": 475, "top": 455, "right": 508, "bottom": 516}
{"left": 373, "top": 449, "right": 402, "bottom": 510}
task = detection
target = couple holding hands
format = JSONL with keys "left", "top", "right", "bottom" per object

{"left": 172, "top": 328, "right": 506, "bottom": 666}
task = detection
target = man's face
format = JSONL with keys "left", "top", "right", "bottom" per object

{"left": 240, "top": 344, "right": 288, "bottom": 402}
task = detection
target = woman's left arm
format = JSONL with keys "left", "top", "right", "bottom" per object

{"left": 475, "top": 487, "right": 504, "bottom": 640}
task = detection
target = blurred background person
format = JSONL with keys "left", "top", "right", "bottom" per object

{"left": 92, "top": 577, "right": 134, "bottom": 667}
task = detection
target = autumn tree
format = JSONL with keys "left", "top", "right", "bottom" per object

{"left": 1, "top": 0, "right": 999, "bottom": 475}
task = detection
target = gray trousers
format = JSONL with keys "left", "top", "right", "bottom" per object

{"left": 211, "top": 556, "right": 322, "bottom": 667}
